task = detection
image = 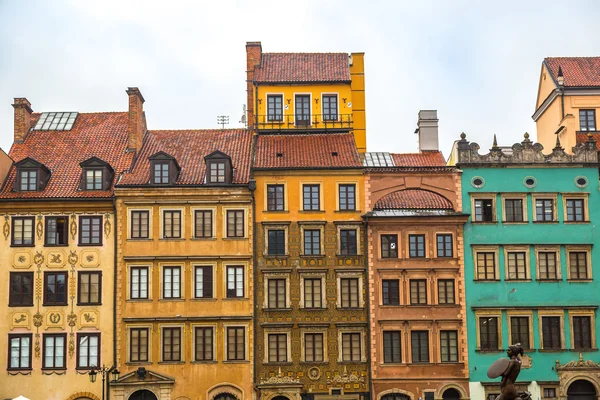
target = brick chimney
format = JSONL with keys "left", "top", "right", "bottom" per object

{"left": 126, "top": 87, "right": 145, "bottom": 152}
{"left": 246, "top": 41, "right": 262, "bottom": 130}
{"left": 416, "top": 110, "right": 439, "bottom": 151}
{"left": 12, "top": 98, "right": 33, "bottom": 143}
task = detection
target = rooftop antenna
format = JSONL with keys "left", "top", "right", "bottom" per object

{"left": 239, "top": 105, "right": 247, "bottom": 127}
{"left": 217, "top": 115, "right": 229, "bottom": 130}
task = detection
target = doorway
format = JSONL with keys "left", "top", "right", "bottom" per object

{"left": 567, "top": 380, "right": 596, "bottom": 400}
{"left": 129, "top": 390, "right": 158, "bottom": 400}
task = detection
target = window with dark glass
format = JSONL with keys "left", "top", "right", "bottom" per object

{"left": 341, "top": 332, "right": 361, "bottom": 361}
{"left": 8, "top": 334, "right": 31, "bottom": 370}
{"left": 268, "top": 230, "right": 286, "bottom": 255}
{"left": 19, "top": 169, "right": 38, "bottom": 191}
{"left": 381, "top": 235, "right": 398, "bottom": 258}
{"left": 12, "top": 217, "right": 34, "bottom": 246}
{"left": 267, "top": 95, "right": 283, "bottom": 121}
{"left": 411, "top": 331, "right": 429, "bottom": 363}
{"left": 504, "top": 199, "right": 523, "bottom": 222}
{"left": 267, "top": 184, "right": 285, "bottom": 211}
{"left": 304, "top": 278, "right": 322, "bottom": 308}
{"left": 536, "top": 199, "right": 554, "bottom": 222}
{"left": 85, "top": 169, "right": 103, "bottom": 190}
{"left": 303, "top": 184, "right": 320, "bottom": 210}
{"left": 77, "top": 333, "right": 100, "bottom": 369}
{"left": 410, "top": 279, "right": 427, "bottom": 305}
{"left": 195, "top": 266, "right": 213, "bottom": 299}
{"left": 79, "top": 216, "right": 102, "bottom": 245}
{"left": 78, "top": 271, "right": 101, "bottom": 305}
{"left": 572, "top": 316, "right": 592, "bottom": 349}
{"left": 46, "top": 216, "right": 68, "bottom": 245}
{"left": 194, "top": 210, "right": 212, "bottom": 238}
{"left": 195, "top": 327, "right": 213, "bottom": 361}
{"left": 437, "top": 279, "right": 455, "bottom": 304}
{"left": 227, "top": 327, "right": 245, "bottom": 360}
{"left": 580, "top": 109, "right": 596, "bottom": 131}
{"left": 383, "top": 331, "right": 401, "bottom": 363}
{"left": 322, "top": 94, "right": 338, "bottom": 121}
{"left": 162, "top": 327, "right": 181, "bottom": 361}
{"left": 474, "top": 199, "right": 494, "bottom": 222}
{"left": 476, "top": 252, "right": 496, "bottom": 280}
{"left": 295, "top": 94, "right": 311, "bottom": 125}
{"left": 340, "top": 278, "right": 359, "bottom": 308}
{"left": 440, "top": 330, "right": 458, "bottom": 362}
{"left": 43, "top": 333, "right": 66, "bottom": 369}
{"left": 163, "top": 211, "right": 181, "bottom": 239}
{"left": 268, "top": 278, "right": 286, "bottom": 309}
{"left": 130, "top": 328, "right": 148, "bottom": 362}
{"left": 131, "top": 211, "right": 149, "bottom": 239}
{"left": 305, "top": 333, "right": 324, "bottom": 362}
{"left": 130, "top": 267, "right": 149, "bottom": 299}
{"left": 541, "top": 316, "right": 561, "bottom": 349}
{"left": 507, "top": 252, "right": 527, "bottom": 280}
{"left": 44, "top": 272, "right": 68, "bottom": 306}
{"left": 409, "top": 234, "right": 426, "bottom": 258}
{"left": 227, "top": 266, "right": 244, "bottom": 298}
{"left": 479, "top": 316, "right": 498, "bottom": 350}
{"left": 208, "top": 162, "right": 226, "bottom": 183}
{"left": 510, "top": 316, "right": 530, "bottom": 349}
{"left": 436, "top": 234, "right": 453, "bottom": 257}
{"left": 538, "top": 252, "right": 558, "bottom": 280}
{"left": 566, "top": 199, "right": 585, "bottom": 222}
{"left": 569, "top": 252, "right": 588, "bottom": 279}
{"left": 382, "top": 280, "right": 400, "bottom": 306}
{"left": 227, "top": 210, "right": 244, "bottom": 238}
{"left": 268, "top": 333, "right": 287, "bottom": 362}
{"left": 543, "top": 388, "right": 557, "bottom": 399}
{"left": 163, "top": 266, "right": 181, "bottom": 299}
{"left": 304, "top": 229, "right": 320, "bottom": 255}
{"left": 339, "top": 184, "right": 356, "bottom": 211}
{"left": 9, "top": 272, "right": 34, "bottom": 307}
{"left": 153, "top": 162, "right": 170, "bottom": 184}
{"left": 340, "top": 229, "right": 357, "bottom": 255}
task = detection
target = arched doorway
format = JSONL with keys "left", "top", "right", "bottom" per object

{"left": 214, "top": 393, "right": 239, "bottom": 400}
{"left": 567, "top": 380, "right": 596, "bottom": 400}
{"left": 129, "top": 390, "right": 158, "bottom": 400}
{"left": 382, "top": 394, "right": 410, "bottom": 400}
{"left": 271, "top": 396, "right": 289, "bottom": 400}
{"left": 442, "top": 389, "right": 461, "bottom": 400}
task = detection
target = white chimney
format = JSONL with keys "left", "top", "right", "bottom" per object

{"left": 416, "top": 110, "right": 439, "bottom": 151}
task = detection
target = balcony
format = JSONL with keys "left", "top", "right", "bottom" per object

{"left": 256, "top": 114, "right": 353, "bottom": 132}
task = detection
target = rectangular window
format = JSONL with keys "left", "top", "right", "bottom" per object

{"left": 227, "top": 266, "right": 244, "bottom": 298}
{"left": 479, "top": 316, "right": 499, "bottom": 350}
{"left": 194, "top": 266, "right": 213, "bottom": 299}
{"left": 411, "top": 331, "right": 430, "bottom": 363}
{"left": 12, "top": 217, "right": 34, "bottom": 246}
{"left": 153, "top": 162, "right": 169, "bottom": 184}
{"left": 163, "top": 266, "right": 181, "bottom": 299}
{"left": 267, "top": 230, "right": 286, "bottom": 255}
{"left": 268, "top": 278, "right": 286, "bottom": 309}
{"left": 194, "top": 210, "right": 212, "bottom": 238}
{"left": 505, "top": 199, "right": 524, "bottom": 222}
{"left": 208, "top": 162, "right": 226, "bottom": 183}
{"left": 44, "top": 272, "right": 68, "bottom": 306}
{"left": 543, "top": 388, "right": 557, "bottom": 399}
{"left": 226, "top": 210, "right": 244, "bottom": 238}
{"left": 227, "top": 327, "right": 245, "bottom": 360}
{"left": 340, "top": 229, "right": 357, "bottom": 255}
{"left": 580, "top": 109, "right": 596, "bottom": 131}
{"left": 85, "top": 169, "right": 103, "bottom": 190}
{"left": 573, "top": 316, "right": 592, "bottom": 349}
{"left": 436, "top": 234, "right": 453, "bottom": 257}
{"left": 341, "top": 332, "right": 361, "bottom": 361}
{"left": 566, "top": 199, "right": 585, "bottom": 222}
{"left": 130, "top": 211, "right": 149, "bottom": 239}
{"left": 382, "top": 280, "right": 400, "bottom": 306}
{"left": 303, "top": 229, "right": 321, "bottom": 255}
{"left": 440, "top": 330, "right": 458, "bottom": 362}
{"left": 541, "top": 316, "right": 561, "bottom": 350}
{"left": 267, "top": 184, "right": 285, "bottom": 211}
{"left": 45, "top": 216, "right": 68, "bottom": 245}
{"left": 130, "top": 267, "right": 149, "bottom": 299}
{"left": 536, "top": 199, "right": 554, "bottom": 222}
{"left": 295, "top": 94, "right": 311, "bottom": 125}
{"left": 381, "top": 235, "right": 398, "bottom": 258}
{"left": 304, "top": 278, "right": 322, "bottom": 308}
{"left": 77, "top": 333, "right": 100, "bottom": 369}
{"left": 78, "top": 271, "right": 101, "bottom": 305}
{"left": 79, "top": 216, "right": 102, "bottom": 245}
{"left": 409, "top": 234, "right": 426, "bottom": 258}
{"left": 195, "top": 327, "right": 213, "bottom": 361}
{"left": 9, "top": 272, "right": 34, "bottom": 307}
{"left": 267, "top": 95, "right": 283, "bottom": 122}
{"left": 538, "top": 252, "right": 558, "bottom": 280}
{"left": 322, "top": 94, "right": 338, "bottom": 121}
{"left": 340, "top": 278, "right": 359, "bottom": 308}
{"left": 474, "top": 199, "right": 494, "bottom": 222}
{"left": 303, "top": 184, "right": 320, "bottom": 210}
{"left": 569, "top": 252, "right": 589, "bottom": 280}
{"left": 507, "top": 252, "right": 527, "bottom": 280}
{"left": 162, "top": 327, "right": 181, "bottom": 362}
{"left": 476, "top": 252, "right": 496, "bottom": 280}
{"left": 163, "top": 211, "right": 181, "bottom": 239}
{"left": 339, "top": 184, "right": 356, "bottom": 211}
{"left": 43, "top": 334, "right": 66, "bottom": 369}
{"left": 130, "top": 328, "right": 149, "bottom": 362}
{"left": 304, "top": 333, "right": 324, "bottom": 362}
{"left": 268, "top": 333, "right": 288, "bottom": 362}
{"left": 19, "top": 170, "right": 37, "bottom": 191}
{"left": 8, "top": 334, "right": 31, "bottom": 370}
{"left": 510, "top": 316, "right": 530, "bottom": 349}
{"left": 383, "top": 331, "right": 401, "bottom": 363}
{"left": 437, "top": 279, "right": 455, "bottom": 304}
{"left": 410, "top": 279, "right": 427, "bottom": 305}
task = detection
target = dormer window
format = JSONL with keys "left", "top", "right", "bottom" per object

{"left": 14, "top": 158, "right": 51, "bottom": 192}
{"left": 19, "top": 170, "right": 37, "bottom": 191}
{"left": 85, "top": 169, "right": 103, "bottom": 190}
{"left": 149, "top": 152, "right": 180, "bottom": 186}
{"left": 209, "top": 162, "right": 226, "bottom": 183}
{"left": 205, "top": 151, "right": 233, "bottom": 184}
{"left": 154, "top": 162, "right": 170, "bottom": 184}
{"left": 79, "top": 157, "right": 114, "bottom": 191}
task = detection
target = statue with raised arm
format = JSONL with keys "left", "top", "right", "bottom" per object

{"left": 486, "top": 343, "right": 532, "bottom": 400}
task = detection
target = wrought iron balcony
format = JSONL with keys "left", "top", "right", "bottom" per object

{"left": 256, "top": 114, "right": 353, "bottom": 131}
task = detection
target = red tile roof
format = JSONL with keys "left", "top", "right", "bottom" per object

{"left": 118, "top": 129, "right": 252, "bottom": 185}
{"left": 391, "top": 151, "right": 446, "bottom": 166}
{"left": 374, "top": 189, "right": 454, "bottom": 210}
{"left": 576, "top": 132, "right": 600, "bottom": 150}
{"left": 0, "top": 112, "right": 135, "bottom": 199}
{"left": 253, "top": 53, "right": 351, "bottom": 83}
{"left": 254, "top": 133, "right": 361, "bottom": 169}
{"left": 545, "top": 57, "right": 600, "bottom": 87}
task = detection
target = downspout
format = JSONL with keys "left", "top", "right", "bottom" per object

{"left": 364, "top": 215, "right": 373, "bottom": 400}
{"left": 560, "top": 88, "right": 565, "bottom": 121}
{"left": 249, "top": 133, "right": 258, "bottom": 398}
{"left": 110, "top": 196, "right": 118, "bottom": 400}
{"left": 254, "top": 84, "right": 259, "bottom": 130}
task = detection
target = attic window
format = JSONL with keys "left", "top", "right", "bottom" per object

{"left": 14, "top": 158, "right": 51, "bottom": 192}
{"left": 80, "top": 157, "right": 114, "bottom": 191}
{"left": 33, "top": 112, "right": 78, "bottom": 131}
{"left": 332, "top": 152, "right": 338, "bottom": 157}
{"left": 205, "top": 151, "right": 233, "bottom": 184}
{"left": 149, "top": 152, "right": 180, "bottom": 185}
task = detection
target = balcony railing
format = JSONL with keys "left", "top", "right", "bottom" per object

{"left": 256, "top": 114, "right": 353, "bottom": 131}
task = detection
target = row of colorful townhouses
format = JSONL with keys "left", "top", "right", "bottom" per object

{"left": 1, "top": 44, "right": 600, "bottom": 400}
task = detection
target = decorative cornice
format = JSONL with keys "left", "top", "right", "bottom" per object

{"left": 556, "top": 353, "right": 600, "bottom": 371}
{"left": 326, "top": 366, "right": 365, "bottom": 384}
{"left": 259, "top": 367, "right": 301, "bottom": 385}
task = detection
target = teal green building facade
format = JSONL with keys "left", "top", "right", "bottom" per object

{"left": 456, "top": 133, "right": 600, "bottom": 400}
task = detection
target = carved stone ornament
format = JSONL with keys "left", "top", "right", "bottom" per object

{"left": 36, "top": 214, "right": 43, "bottom": 240}
{"left": 68, "top": 250, "right": 78, "bottom": 266}
{"left": 34, "top": 333, "right": 41, "bottom": 358}
{"left": 33, "top": 251, "right": 44, "bottom": 265}
{"left": 33, "top": 312, "right": 43, "bottom": 327}
{"left": 70, "top": 214, "right": 77, "bottom": 240}
{"left": 308, "top": 367, "right": 321, "bottom": 380}
{"left": 69, "top": 332, "right": 75, "bottom": 357}
{"left": 556, "top": 353, "right": 600, "bottom": 370}
{"left": 67, "top": 312, "right": 77, "bottom": 328}
{"left": 3, "top": 214, "right": 9, "bottom": 240}
{"left": 104, "top": 212, "right": 111, "bottom": 237}
{"left": 47, "top": 251, "right": 66, "bottom": 268}
{"left": 327, "top": 366, "right": 365, "bottom": 384}
{"left": 260, "top": 367, "right": 301, "bottom": 384}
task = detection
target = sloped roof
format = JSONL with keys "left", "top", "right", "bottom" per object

{"left": 545, "top": 57, "right": 600, "bottom": 87}
{"left": 374, "top": 189, "right": 454, "bottom": 210}
{"left": 576, "top": 132, "right": 600, "bottom": 150}
{"left": 391, "top": 151, "right": 446, "bottom": 166}
{"left": 118, "top": 129, "right": 252, "bottom": 185}
{"left": 253, "top": 53, "right": 351, "bottom": 83}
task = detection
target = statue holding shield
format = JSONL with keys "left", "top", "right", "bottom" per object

{"left": 486, "top": 343, "right": 532, "bottom": 400}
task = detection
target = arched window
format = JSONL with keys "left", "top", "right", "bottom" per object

{"left": 129, "top": 390, "right": 158, "bottom": 400}
{"left": 214, "top": 393, "right": 239, "bottom": 400}
{"left": 442, "top": 388, "right": 461, "bottom": 400}
{"left": 381, "top": 394, "right": 410, "bottom": 400}
{"left": 567, "top": 380, "right": 596, "bottom": 400}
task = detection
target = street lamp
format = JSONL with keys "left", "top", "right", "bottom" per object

{"left": 88, "top": 364, "right": 120, "bottom": 400}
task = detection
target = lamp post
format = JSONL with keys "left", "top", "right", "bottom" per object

{"left": 89, "top": 364, "right": 120, "bottom": 400}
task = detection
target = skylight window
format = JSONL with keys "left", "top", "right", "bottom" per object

{"left": 363, "top": 152, "right": 395, "bottom": 167}
{"left": 34, "top": 112, "right": 78, "bottom": 131}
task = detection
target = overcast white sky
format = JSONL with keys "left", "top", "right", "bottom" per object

{"left": 1, "top": 0, "right": 600, "bottom": 157}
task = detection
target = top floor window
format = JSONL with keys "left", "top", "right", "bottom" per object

{"left": 267, "top": 184, "right": 284, "bottom": 211}
{"left": 86, "top": 169, "right": 103, "bottom": 190}
{"left": 536, "top": 199, "right": 555, "bottom": 222}
{"left": 205, "top": 151, "right": 232, "bottom": 184}
{"left": 267, "top": 95, "right": 283, "bottom": 122}
{"left": 20, "top": 170, "right": 37, "bottom": 191}
{"left": 474, "top": 198, "right": 494, "bottom": 222}
{"left": 80, "top": 157, "right": 114, "bottom": 191}
{"left": 339, "top": 184, "right": 356, "bottom": 211}
{"left": 322, "top": 95, "right": 338, "bottom": 121}
{"left": 15, "top": 158, "right": 50, "bottom": 192}
{"left": 154, "top": 163, "right": 170, "bottom": 184}
{"left": 295, "top": 95, "right": 311, "bottom": 125}
{"left": 303, "top": 184, "right": 320, "bottom": 211}
{"left": 149, "top": 152, "right": 180, "bottom": 185}
{"left": 209, "top": 162, "right": 225, "bottom": 183}
{"left": 580, "top": 109, "right": 596, "bottom": 132}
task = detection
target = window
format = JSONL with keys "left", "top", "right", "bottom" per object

{"left": 304, "top": 278, "right": 322, "bottom": 308}
{"left": 43, "top": 334, "right": 66, "bottom": 369}
{"left": 474, "top": 199, "right": 494, "bottom": 222}
{"left": 195, "top": 327, "right": 213, "bottom": 361}
{"left": 437, "top": 279, "right": 455, "bottom": 305}
{"left": 440, "top": 330, "right": 458, "bottom": 362}
{"left": 573, "top": 316, "right": 592, "bottom": 349}
{"left": 381, "top": 235, "right": 398, "bottom": 258}
{"left": 79, "top": 216, "right": 102, "bottom": 245}
{"left": 543, "top": 388, "right": 557, "bottom": 399}
{"left": 78, "top": 271, "right": 101, "bottom": 305}
{"left": 195, "top": 266, "right": 213, "bottom": 299}
{"left": 268, "top": 278, "right": 286, "bottom": 309}
{"left": 541, "top": 316, "right": 561, "bottom": 349}
{"left": 8, "top": 334, "right": 31, "bottom": 370}
{"left": 227, "top": 266, "right": 244, "bottom": 298}
{"left": 323, "top": 94, "right": 338, "bottom": 121}
{"left": 566, "top": 199, "right": 585, "bottom": 222}
{"left": 208, "top": 162, "right": 226, "bottom": 183}
{"left": 227, "top": 327, "right": 245, "bottom": 360}
{"left": 130, "top": 328, "right": 149, "bottom": 362}
{"left": 303, "top": 184, "right": 320, "bottom": 210}
{"left": 538, "top": 252, "right": 558, "bottom": 280}
{"left": 194, "top": 210, "right": 212, "bottom": 238}
{"left": 339, "top": 184, "right": 356, "bottom": 211}
{"left": 411, "top": 331, "right": 429, "bottom": 363}
{"left": 383, "top": 331, "right": 401, "bottom": 363}
{"left": 163, "top": 210, "right": 181, "bottom": 239}
{"left": 382, "top": 280, "right": 400, "bottom": 306}
{"left": 436, "top": 234, "right": 453, "bottom": 257}
{"left": 267, "top": 95, "right": 283, "bottom": 121}
{"left": 580, "top": 109, "right": 596, "bottom": 131}
{"left": 268, "top": 333, "right": 288, "bottom": 362}
{"left": 569, "top": 252, "right": 589, "bottom": 280}
{"left": 9, "top": 272, "right": 34, "bottom": 306}
{"left": 341, "top": 332, "right": 361, "bottom": 361}
{"left": 45, "top": 216, "right": 68, "bottom": 245}
{"left": 85, "top": 169, "right": 103, "bottom": 190}
{"left": 163, "top": 266, "right": 181, "bottom": 299}
{"left": 305, "top": 333, "right": 324, "bottom": 362}
{"left": 410, "top": 279, "right": 427, "bottom": 305}
{"left": 507, "top": 252, "right": 527, "bottom": 280}
{"left": 535, "top": 199, "right": 554, "bottom": 222}
{"left": 504, "top": 199, "right": 523, "bottom": 222}
{"left": 476, "top": 252, "right": 496, "bottom": 280}
{"left": 479, "top": 316, "right": 499, "bottom": 350}
{"left": 12, "top": 217, "right": 34, "bottom": 246}
{"left": 268, "top": 230, "right": 286, "bottom": 255}
{"left": 340, "top": 229, "right": 357, "bottom": 255}
{"left": 267, "top": 184, "right": 284, "bottom": 211}
{"left": 130, "top": 267, "right": 149, "bottom": 299}
{"left": 162, "top": 327, "right": 181, "bottom": 361}
{"left": 77, "top": 333, "right": 100, "bottom": 369}
{"left": 295, "top": 94, "right": 311, "bottom": 125}
{"left": 510, "top": 316, "right": 530, "bottom": 349}
{"left": 44, "top": 272, "right": 68, "bottom": 306}
{"left": 19, "top": 169, "right": 38, "bottom": 191}
{"left": 340, "top": 278, "right": 359, "bottom": 308}
{"left": 153, "top": 162, "right": 170, "bottom": 184}
{"left": 226, "top": 210, "right": 244, "bottom": 238}
{"left": 304, "top": 229, "right": 321, "bottom": 255}
{"left": 131, "top": 211, "right": 149, "bottom": 239}
{"left": 409, "top": 234, "right": 426, "bottom": 258}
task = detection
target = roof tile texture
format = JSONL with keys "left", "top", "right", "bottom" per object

{"left": 374, "top": 189, "right": 454, "bottom": 210}
{"left": 253, "top": 53, "right": 351, "bottom": 83}
{"left": 545, "top": 57, "right": 600, "bottom": 87}
{"left": 576, "top": 132, "right": 600, "bottom": 150}
{"left": 391, "top": 151, "right": 446, "bottom": 167}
